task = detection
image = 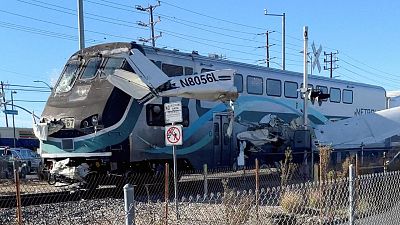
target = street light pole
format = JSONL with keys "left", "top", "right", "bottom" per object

{"left": 264, "top": 10, "right": 286, "bottom": 70}
{"left": 11, "top": 91, "right": 17, "bottom": 148}
{"left": 33, "top": 80, "right": 53, "bottom": 90}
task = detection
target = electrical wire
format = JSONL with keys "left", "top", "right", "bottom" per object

{"left": 0, "top": 9, "right": 136, "bottom": 41}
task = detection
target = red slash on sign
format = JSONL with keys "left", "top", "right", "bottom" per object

{"left": 165, "top": 125, "right": 183, "bottom": 146}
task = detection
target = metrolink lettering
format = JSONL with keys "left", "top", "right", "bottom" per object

{"left": 354, "top": 108, "right": 376, "bottom": 116}
{"left": 180, "top": 73, "right": 219, "bottom": 87}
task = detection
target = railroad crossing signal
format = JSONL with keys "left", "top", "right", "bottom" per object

{"left": 312, "top": 42, "right": 322, "bottom": 73}
{"left": 165, "top": 124, "right": 183, "bottom": 146}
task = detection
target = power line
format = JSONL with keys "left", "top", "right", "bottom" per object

{"left": 341, "top": 52, "right": 400, "bottom": 78}
{"left": 0, "top": 9, "right": 135, "bottom": 41}
{"left": 0, "top": 21, "right": 82, "bottom": 42}
{"left": 17, "top": 0, "right": 307, "bottom": 60}
{"left": 160, "top": 0, "right": 264, "bottom": 31}
{"left": 340, "top": 59, "right": 400, "bottom": 83}
{"left": 340, "top": 67, "right": 399, "bottom": 89}
{"left": 16, "top": 0, "right": 148, "bottom": 32}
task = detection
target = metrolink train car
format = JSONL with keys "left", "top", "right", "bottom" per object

{"left": 36, "top": 42, "right": 386, "bottom": 174}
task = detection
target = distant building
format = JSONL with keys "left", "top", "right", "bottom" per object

{"left": 0, "top": 127, "right": 39, "bottom": 150}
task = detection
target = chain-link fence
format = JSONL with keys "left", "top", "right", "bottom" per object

{"left": 2, "top": 157, "right": 400, "bottom": 224}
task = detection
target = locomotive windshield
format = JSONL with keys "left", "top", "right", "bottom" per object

{"left": 102, "top": 58, "right": 125, "bottom": 76}
{"left": 55, "top": 60, "right": 81, "bottom": 93}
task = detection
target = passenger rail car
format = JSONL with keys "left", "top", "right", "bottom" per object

{"left": 38, "top": 42, "right": 386, "bottom": 173}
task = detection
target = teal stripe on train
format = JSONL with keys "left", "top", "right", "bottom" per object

{"left": 146, "top": 95, "right": 329, "bottom": 155}
{"left": 41, "top": 100, "right": 143, "bottom": 154}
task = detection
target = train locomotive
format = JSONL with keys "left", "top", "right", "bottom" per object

{"left": 34, "top": 41, "right": 387, "bottom": 183}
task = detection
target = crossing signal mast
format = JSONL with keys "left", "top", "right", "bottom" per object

{"left": 136, "top": 1, "right": 162, "bottom": 47}
{"left": 324, "top": 51, "right": 339, "bottom": 78}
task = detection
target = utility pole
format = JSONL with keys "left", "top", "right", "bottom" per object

{"left": 77, "top": 0, "right": 85, "bottom": 50}
{"left": 136, "top": 1, "right": 161, "bottom": 47}
{"left": 264, "top": 10, "right": 285, "bottom": 70}
{"left": 257, "top": 31, "right": 275, "bottom": 67}
{"left": 302, "top": 26, "right": 309, "bottom": 128}
{"left": 11, "top": 91, "right": 17, "bottom": 148}
{"left": 266, "top": 31, "right": 270, "bottom": 68}
{"left": 324, "top": 51, "right": 339, "bottom": 78}
{"left": 1, "top": 81, "right": 9, "bottom": 127}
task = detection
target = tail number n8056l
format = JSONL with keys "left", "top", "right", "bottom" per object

{"left": 180, "top": 73, "right": 218, "bottom": 87}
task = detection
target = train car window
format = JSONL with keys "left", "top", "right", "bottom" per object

{"left": 201, "top": 68, "right": 214, "bottom": 73}
{"left": 234, "top": 74, "right": 243, "bottom": 93}
{"left": 223, "top": 123, "right": 230, "bottom": 145}
{"left": 162, "top": 63, "right": 183, "bottom": 77}
{"left": 330, "top": 87, "right": 341, "bottom": 103}
{"left": 185, "top": 67, "right": 194, "bottom": 75}
{"left": 267, "top": 78, "right": 281, "bottom": 97}
{"left": 81, "top": 58, "right": 101, "bottom": 79}
{"left": 55, "top": 61, "right": 81, "bottom": 93}
{"left": 213, "top": 123, "right": 219, "bottom": 145}
{"left": 316, "top": 85, "right": 328, "bottom": 101}
{"left": 247, "top": 76, "right": 263, "bottom": 95}
{"left": 343, "top": 89, "right": 353, "bottom": 104}
{"left": 300, "top": 83, "right": 313, "bottom": 99}
{"left": 103, "top": 58, "right": 125, "bottom": 76}
{"left": 284, "top": 81, "right": 298, "bottom": 98}
{"left": 146, "top": 104, "right": 190, "bottom": 127}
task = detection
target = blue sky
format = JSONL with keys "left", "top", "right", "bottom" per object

{"left": 1, "top": 0, "right": 399, "bottom": 128}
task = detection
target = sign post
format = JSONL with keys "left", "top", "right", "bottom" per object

{"left": 164, "top": 102, "right": 183, "bottom": 220}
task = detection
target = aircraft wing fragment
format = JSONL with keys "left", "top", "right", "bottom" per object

{"left": 108, "top": 48, "right": 238, "bottom": 102}
{"left": 315, "top": 106, "right": 400, "bottom": 148}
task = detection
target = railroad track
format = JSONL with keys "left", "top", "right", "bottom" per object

{"left": 0, "top": 169, "right": 289, "bottom": 208}
{"left": 0, "top": 187, "right": 118, "bottom": 209}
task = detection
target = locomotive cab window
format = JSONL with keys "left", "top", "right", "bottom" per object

{"left": 146, "top": 104, "right": 190, "bottom": 127}
{"left": 102, "top": 58, "right": 125, "bottom": 76}
{"left": 55, "top": 60, "right": 81, "bottom": 93}
{"left": 162, "top": 63, "right": 183, "bottom": 77}
{"left": 81, "top": 58, "right": 101, "bottom": 80}
{"left": 234, "top": 74, "right": 243, "bottom": 93}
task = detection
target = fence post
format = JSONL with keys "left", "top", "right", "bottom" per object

{"left": 124, "top": 184, "right": 135, "bottom": 225}
{"left": 13, "top": 161, "right": 22, "bottom": 225}
{"left": 383, "top": 152, "right": 387, "bottom": 173}
{"left": 348, "top": 164, "right": 355, "bottom": 225}
{"left": 355, "top": 153, "right": 359, "bottom": 176}
{"left": 203, "top": 164, "right": 208, "bottom": 196}
{"left": 255, "top": 158, "right": 259, "bottom": 221}
{"left": 164, "top": 163, "right": 169, "bottom": 225}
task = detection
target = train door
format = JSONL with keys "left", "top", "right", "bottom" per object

{"left": 213, "top": 113, "right": 232, "bottom": 167}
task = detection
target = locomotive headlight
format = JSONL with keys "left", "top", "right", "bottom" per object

{"left": 82, "top": 121, "right": 89, "bottom": 128}
{"left": 92, "top": 115, "right": 98, "bottom": 126}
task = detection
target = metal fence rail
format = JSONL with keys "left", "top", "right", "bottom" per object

{"left": 2, "top": 162, "right": 400, "bottom": 224}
